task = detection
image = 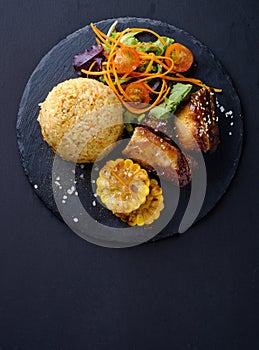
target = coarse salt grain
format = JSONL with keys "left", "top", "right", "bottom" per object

{"left": 73, "top": 217, "right": 79, "bottom": 223}
{"left": 56, "top": 176, "right": 60, "bottom": 181}
{"left": 92, "top": 200, "right": 96, "bottom": 206}
{"left": 220, "top": 106, "right": 225, "bottom": 112}
{"left": 229, "top": 132, "right": 232, "bottom": 136}
{"left": 63, "top": 195, "right": 67, "bottom": 199}
{"left": 62, "top": 200, "right": 66, "bottom": 204}
{"left": 34, "top": 184, "right": 38, "bottom": 189}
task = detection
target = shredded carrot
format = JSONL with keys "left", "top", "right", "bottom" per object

{"left": 81, "top": 68, "right": 113, "bottom": 75}
{"left": 87, "top": 61, "right": 96, "bottom": 75}
{"left": 111, "top": 170, "right": 129, "bottom": 188}
{"left": 119, "top": 27, "right": 167, "bottom": 46}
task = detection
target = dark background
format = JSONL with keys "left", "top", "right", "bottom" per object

{"left": 0, "top": 0, "right": 258, "bottom": 349}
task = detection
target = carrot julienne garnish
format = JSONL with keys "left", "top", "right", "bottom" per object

{"left": 111, "top": 170, "right": 129, "bottom": 188}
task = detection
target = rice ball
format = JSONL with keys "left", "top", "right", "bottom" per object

{"left": 37, "top": 78, "right": 124, "bottom": 163}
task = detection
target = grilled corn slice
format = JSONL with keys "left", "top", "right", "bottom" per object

{"left": 96, "top": 158, "right": 150, "bottom": 214}
{"left": 115, "top": 179, "right": 164, "bottom": 226}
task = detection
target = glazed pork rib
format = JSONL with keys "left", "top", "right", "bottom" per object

{"left": 122, "top": 127, "right": 191, "bottom": 187}
{"left": 175, "top": 87, "right": 220, "bottom": 152}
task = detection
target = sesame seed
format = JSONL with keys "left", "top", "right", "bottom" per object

{"left": 94, "top": 193, "right": 98, "bottom": 197}
{"left": 229, "top": 132, "right": 232, "bottom": 136}
{"left": 220, "top": 106, "right": 225, "bottom": 112}
{"left": 75, "top": 191, "right": 78, "bottom": 196}
{"left": 91, "top": 180, "right": 95, "bottom": 184}
{"left": 55, "top": 181, "right": 60, "bottom": 186}
{"left": 80, "top": 164, "right": 85, "bottom": 169}
{"left": 80, "top": 174, "right": 84, "bottom": 179}
{"left": 62, "top": 200, "right": 66, "bottom": 204}
{"left": 59, "top": 186, "right": 62, "bottom": 190}
{"left": 92, "top": 200, "right": 96, "bottom": 206}
{"left": 73, "top": 217, "right": 79, "bottom": 223}
{"left": 56, "top": 176, "right": 60, "bottom": 181}
{"left": 230, "top": 122, "right": 234, "bottom": 126}
{"left": 34, "top": 184, "right": 38, "bottom": 189}
{"left": 72, "top": 169, "right": 75, "bottom": 174}
{"left": 63, "top": 195, "right": 67, "bottom": 199}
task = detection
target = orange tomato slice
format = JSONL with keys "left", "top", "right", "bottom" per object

{"left": 165, "top": 43, "right": 194, "bottom": 72}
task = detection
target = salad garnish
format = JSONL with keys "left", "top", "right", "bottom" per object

{"left": 73, "top": 21, "right": 221, "bottom": 115}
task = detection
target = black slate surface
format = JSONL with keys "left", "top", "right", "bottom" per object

{"left": 1, "top": 0, "right": 258, "bottom": 349}
{"left": 17, "top": 17, "right": 243, "bottom": 244}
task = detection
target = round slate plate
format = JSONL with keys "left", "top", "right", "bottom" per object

{"left": 16, "top": 17, "right": 243, "bottom": 244}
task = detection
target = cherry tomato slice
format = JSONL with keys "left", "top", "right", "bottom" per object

{"left": 165, "top": 43, "right": 194, "bottom": 72}
{"left": 125, "top": 82, "right": 151, "bottom": 105}
{"left": 114, "top": 47, "right": 140, "bottom": 75}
